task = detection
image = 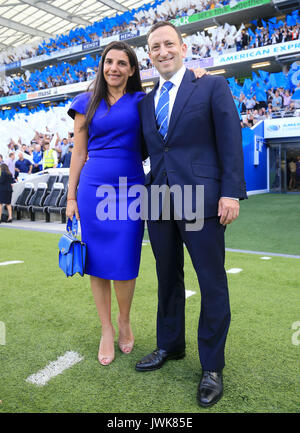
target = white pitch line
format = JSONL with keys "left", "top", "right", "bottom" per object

{"left": 260, "top": 256, "right": 271, "bottom": 260}
{"left": 226, "top": 268, "right": 243, "bottom": 274}
{"left": 185, "top": 290, "right": 196, "bottom": 299}
{"left": 0, "top": 261, "right": 24, "bottom": 266}
{"left": 26, "top": 351, "right": 84, "bottom": 386}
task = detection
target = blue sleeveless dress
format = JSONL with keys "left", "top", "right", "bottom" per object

{"left": 68, "top": 91, "right": 145, "bottom": 280}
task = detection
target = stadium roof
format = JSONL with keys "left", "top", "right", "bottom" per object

{"left": 0, "top": 0, "right": 151, "bottom": 51}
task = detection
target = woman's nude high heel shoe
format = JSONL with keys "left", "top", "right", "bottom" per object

{"left": 98, "top": 327, "right": 115, "bottom": 366}
{"left": 117, "top": 315, "right": 134, "bottom": 354}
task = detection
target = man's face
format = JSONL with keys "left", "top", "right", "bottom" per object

{"left": 148, "top": 26, "right": 187, "bottom": 80}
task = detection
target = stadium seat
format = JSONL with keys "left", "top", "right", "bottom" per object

{"left": 47, "top": 175, "right": 59, "bottom": 193}
{"left": 48, "top": 189, "right": 68, "bottom": 223}
{"left": 17, "top": 182, "right": 48, "bottom": 221}
{"left": 13, "top": 182, "right": 35, "bottom": 220}
{"left": 58, "top": 174, "right": 69, "bottom": 191}
{"left": 32, "top": 182, "right": 64, "bottom": 222}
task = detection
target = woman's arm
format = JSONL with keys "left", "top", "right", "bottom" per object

{"left": 66, "top": 113, "right": 88, "bottom": 220}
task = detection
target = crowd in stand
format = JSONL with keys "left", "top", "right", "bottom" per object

{"left": 0, "top": 56, "right": 98, "bottom": 97}
{"left": 235, "top": 87, "right": 300, "bottom": 127}
{"left": 0, "top": 0, "right": 238, "bottom": 65}
{"left": 1, "top": 16, "right": 299, "bottom": 98}
{"left": 0, "top": 1, "right": 299, "bottom": 130}
{"left": 2, "top": 0, "right": 298, "bottom": 68}
{"left": 0, "top": 131, "right": 74, "bottom": 182}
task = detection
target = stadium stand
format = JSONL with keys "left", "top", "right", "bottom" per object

{"left": 17, "top": 182, "right": 48, "bottom": 221}
{"left": 12, "top": 182, "right": 35, "bottom": 220}
{"left": 46, "top": 175, "right": 59, "bottom": 194}
{"left": 0, "top": 11, "right": 299, "bottom": 98}
{"left": 47, "top": 189, "right": 68, "bottom": 224}
{"left": 31, "top": 182, "right": 64, "bottom": 222}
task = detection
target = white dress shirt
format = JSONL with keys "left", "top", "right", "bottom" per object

{"left": 154, "top": 65, "right": 186, "bottom": 119}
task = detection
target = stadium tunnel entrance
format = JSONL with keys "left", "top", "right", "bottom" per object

{"left": 268, "top": 139, "right": 300, "bottom": 194}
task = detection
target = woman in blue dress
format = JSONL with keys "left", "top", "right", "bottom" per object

{"left": 66, "top": 40, "right": 206, "bottom": 366}
{"left": 66, "top": 41, "right": 145, "bottom": 366}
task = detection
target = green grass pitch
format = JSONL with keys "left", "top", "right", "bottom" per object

{"left": 0, "top": 194, "right": 299, "bottom": 413}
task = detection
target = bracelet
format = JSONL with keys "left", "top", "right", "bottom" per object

{"left": 67, "top": 198, "right": 77, "bottom": 201}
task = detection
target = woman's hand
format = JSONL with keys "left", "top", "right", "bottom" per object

{"left": 66, "top": 199, "right": 80, "bottom": 221}
{"left": 190, "top": 67, "right": 209, "bottom": 79}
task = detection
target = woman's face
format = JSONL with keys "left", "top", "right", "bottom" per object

{"left": 103, "top": 49, "right": 135, "bottom": 92}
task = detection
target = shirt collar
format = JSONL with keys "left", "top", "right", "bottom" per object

{"left": 158, "top": 65, "right": 186, "bottom": 93}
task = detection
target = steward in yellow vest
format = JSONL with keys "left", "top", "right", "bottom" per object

{"left": 43, "top": 143, "right": 57, "bottom": 169}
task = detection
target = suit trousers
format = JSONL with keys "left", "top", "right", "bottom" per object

{"left": 147, "top": 213, "right": 231, "bottom": 372}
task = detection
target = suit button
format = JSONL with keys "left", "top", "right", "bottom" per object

{"left": 163, "top": 171, "right": 167, "bottom": 176}
{"left": 164, "top": 147, "right": 169, "bottom": 152}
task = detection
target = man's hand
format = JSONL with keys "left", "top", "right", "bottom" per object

{"left": 190, "top": 67, "right": 209, "bottom": 79}
{"left": 218, "top": 197, "right": 239, "bottom": 225}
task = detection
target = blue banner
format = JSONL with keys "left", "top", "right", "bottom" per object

{"left": 119, "top": 30, "right": 140, "bottom": 41}
{"left": 0, "top": 93, "right": 26, "bottom": 105}
{"left": 0, "top": 60, "right": 21, "bottom": 72}
{"left": 82, "top": 40, "right": 100, "bottom": 51}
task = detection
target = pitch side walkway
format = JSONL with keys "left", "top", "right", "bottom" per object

{"left": 0, "top": 219, "right": 78, "bottom": 234}
{"left": 1, "top": 220, "right": 300, "bottom": 259}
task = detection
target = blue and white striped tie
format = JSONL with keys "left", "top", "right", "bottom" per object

{"left": 155, "top": 81, "right": 173, "bottom": 141}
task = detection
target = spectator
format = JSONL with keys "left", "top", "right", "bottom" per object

{"left": 245, "top": 95, "right": 257, "bottom": 110}
{"left": 42, "top": 142, "right": 58, "bottom": 170}
{"left": 7, "top": 142, "right": 16, "bottom": 156}
{"left": 296, "top": 156, "right": 300, "bottom": 190}
{"left": 15, "top": 152, "right": 33, "bottom": 178}
{"left": 257, "top": 108, "right": 267, "bottom": 121}
{"left": 288, "top": 159, "right": 297, "bottom": 190}
{"left": 61, "top": 145, "right": 73, "bottom": 168}
{"left": 32, "top": 144, "right": 43, "bottom": 173}
{"left": 271, "top": 90, "right": 283, "bottom": 111}
{"left": 0, "top": 154, "right": 3, "bottom": 164}
{"left": 280, "top": 89, "right": 292, "bottom": 108}
{"left": 21, "top": 143, "right": 31, "bottom": 155}
{"left": 49, "top": 134, "right": 62, "bottom": 163}
{"left": 5, "top": 152, "right": 16, "bottom": 177}
{"left": 60, "top": 137, "right": 70, "bottom": 160}
{"left": 67, "top": 132, "right": 74, "bottom": 147}
{"left": 0, "top": 163, "right": 13, "bottom": 223}
{"left": 241, "top": 29, "right": 250, "bottom": 49}
{"left": 284, "top": 102, "right": 296, "bottom": 117}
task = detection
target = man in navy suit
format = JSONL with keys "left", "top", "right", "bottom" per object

{"left": 135, "top": 21, "right": 247, "bottom": 407}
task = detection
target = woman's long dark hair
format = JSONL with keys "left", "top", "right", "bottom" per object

{"left": 83, "top": 41, "right": 143, "bottom": 129}
{"left": 0, "top": 163, "right": 11, "bottom": 176}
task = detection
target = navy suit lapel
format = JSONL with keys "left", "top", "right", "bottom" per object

{"left": 166, "top": 69, "right": 197, "bottom": 144}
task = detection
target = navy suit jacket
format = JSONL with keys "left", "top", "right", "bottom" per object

{"left": 139, "top": 69, "right": 247, "bottom": 219}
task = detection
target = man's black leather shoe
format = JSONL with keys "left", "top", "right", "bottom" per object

{"left": 197, "top": 371, "right": 223, "bottom": 407}
{"left": 135, "top": 348, "right": 185, "bottom": 371}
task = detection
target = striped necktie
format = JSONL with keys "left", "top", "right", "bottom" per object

{"left": 155, "top": 81, "right": 173, "bottom": 140}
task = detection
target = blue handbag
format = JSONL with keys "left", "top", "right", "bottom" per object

{"left": 58, "top": 216, "right": 86, "bottom": 277}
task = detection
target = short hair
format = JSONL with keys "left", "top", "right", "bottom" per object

{"left": 147, "top": 21, "right": 183, "bottom": 46}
